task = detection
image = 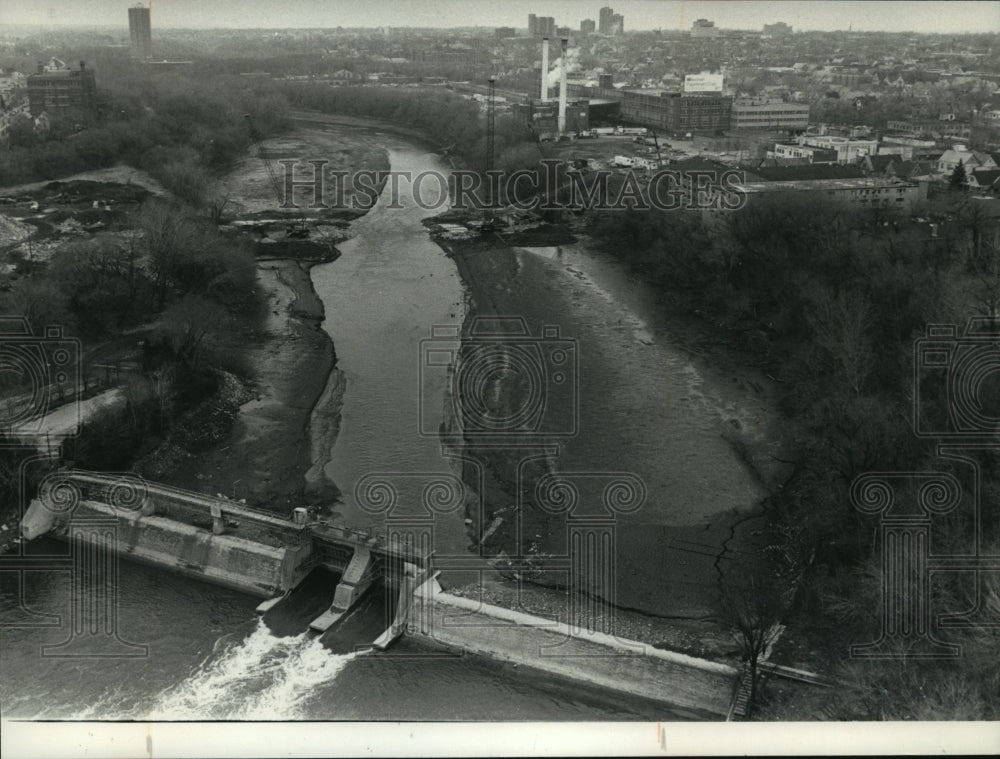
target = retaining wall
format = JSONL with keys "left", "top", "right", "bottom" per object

{"left": 407, "top": 579, "right": 738, "bottom": 718}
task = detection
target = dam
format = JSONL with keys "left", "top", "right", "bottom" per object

{"left": 17, "top": 467, "right": 743, "bottom": 717}
{"left": 19, "top": 469, "right": 430, "bottom": 648}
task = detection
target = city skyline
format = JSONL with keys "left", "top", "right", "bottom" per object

{"left": 0, "top": 1, "right": 996, "bottom": 34}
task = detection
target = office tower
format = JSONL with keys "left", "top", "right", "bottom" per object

{"left": 599, "top": 6, "right": 614, "bottom": 35}
{"left": 128, "top": 4, "right": 152, "bottom": 59}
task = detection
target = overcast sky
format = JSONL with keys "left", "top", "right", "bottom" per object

{"left": 1, "top": 1, "right": 997, "bottom": 34}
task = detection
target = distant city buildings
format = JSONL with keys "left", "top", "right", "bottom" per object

{"left": 794, "top": 134, "right": 878, "bottom": 163}
{"left": 771, "top": 143, "right": 839, "bottom": 163}
{"left": 128, "top": 4, "right": 152, "bottom": 60}
{"left": 528, "top": 14, "right": 555, "bottom": 38}
{"left": 762, "top": 22, "right": 793, "bottom": 37}
{"left": 731, "top": 99, "right": 810, "bottom": 131}
{"left": 599, "top": 6, "right": 614, "bottom": 35}
{"left": 691, "top": 19, "right": 719, "bottom": 39}
{"left": 580, "top": 19, "right": 596, "bottom": 34}
{"left": 26, "top": 58, "right": 97, "bottom": 123}
{"left": 936, "top": 146, "right": 996, "bottom": 174}
{"left": 496, "top": 27, "right": 517, "bottom": 40}
{"left": 598, "top": 6, "right": 623, "bottom": 35}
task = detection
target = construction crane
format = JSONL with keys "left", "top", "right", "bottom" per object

{"left": 649, "top": 129, "right": 665, "bottom": 169}
{"left": 481, "top": 77, "right": 498, "bottom": 233}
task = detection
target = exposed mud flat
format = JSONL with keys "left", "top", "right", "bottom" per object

{"left": 218, "top": 126, "right": 389, "bottom": 217}
{"left": 438, "top": 228, "right": 790, "bottom": 621}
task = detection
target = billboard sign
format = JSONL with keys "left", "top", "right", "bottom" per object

{"left": 684, "top": 73, "right": 724, "bottom": 93}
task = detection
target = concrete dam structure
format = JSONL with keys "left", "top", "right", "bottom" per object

{"left": 19, "top": 469, "right": 430, "bottom": 647}
{"left": 19, "top": 469, "right": 742, "bottom": 716}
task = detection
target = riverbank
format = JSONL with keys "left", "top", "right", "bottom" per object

{"left": 146, "top": 118, "right": 393, "bottom": 516}
{"left": 154, "top": 257, "right": 340, "bottom": 515}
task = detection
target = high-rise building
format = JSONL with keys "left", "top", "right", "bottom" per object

{"left": 528, "top": 14, "right": 538, "bottom": 36}
{"left": 611, "top": 13, "right": 624, "bottom": 34}
{"left": 128, "top": 4, "right": 152, "bottom": 59}
{"left": 599, "top": 6, "right": 614, "bottom": 35}
{"left": 537, "top": 16, "right": 556, "bottom": 37}
{"left": 580, "top": 19, "right": 596, "bottom": 34}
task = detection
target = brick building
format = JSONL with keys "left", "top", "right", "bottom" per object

{"left": 26, "top": 60, "right": 97, "bottom": 123}
{"left": 620, "top": 89, "right": 731, "bottom": 134}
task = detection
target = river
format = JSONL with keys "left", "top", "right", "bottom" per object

{"left": 0, "top": 117, "right": 771, "bottom": 721}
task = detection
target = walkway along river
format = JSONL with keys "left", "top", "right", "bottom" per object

{"left": 0, "top": 114, "right": 778, "bottom": 719}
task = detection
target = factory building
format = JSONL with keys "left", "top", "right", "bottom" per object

{"left": 620, "top": 89, "right": 731, "bottom": 134}
{"left": 512, "top": 99, "right": 589, "bottom": 140}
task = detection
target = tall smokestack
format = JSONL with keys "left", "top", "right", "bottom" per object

{"left": 540, "top": 37, "right": 549, "bottom": 102}
{"left": 558, "top": 38, "right": 568, "bottom": 135}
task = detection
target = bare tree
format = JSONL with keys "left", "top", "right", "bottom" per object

{"left": 959, "top": 202, "right": 1000, "bottom": 316}
{"left": 809, "top": 287, "right": 875, "bottom": 398}
{"left": 719, "top": 570, "right": 789, "bottom": 715}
